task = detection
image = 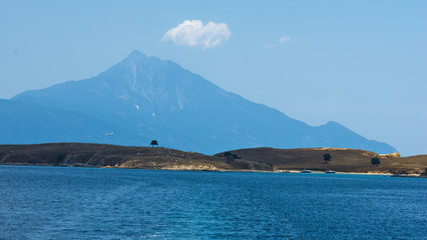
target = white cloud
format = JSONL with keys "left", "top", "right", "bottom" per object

{"left": 263, "top": 35, "right": 292, "bottom": 49}
{"left": 279, "top": 35, "right": 291, "bottom": 43}
{"left": 162, "top": 20, "right": 231, "bottom": 49}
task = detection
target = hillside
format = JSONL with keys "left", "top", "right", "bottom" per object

{"left": 216, "top": 147, "right": 427, "bottom": 174}
{"left": 2, "top": 50, "right": 396, "bottom": 154}
{"left": 1, "top": 143, "right": 425, "bottom": 174}
{"left": 0, "top": 143, "right": 272, "bottom": 171}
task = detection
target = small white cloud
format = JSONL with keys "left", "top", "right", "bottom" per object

{"left": 162, "top": 20, "right": 231, "bottom": 49}
{"left": 263, "top": 35, "right": 292, "bottom": 49}
{"left": 279, "top": 35, "right": 291, "bottom": 43}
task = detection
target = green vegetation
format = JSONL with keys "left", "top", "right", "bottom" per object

{"left": 323, "top": 153, "right": 331, "bottom": 164}
{"left": 150, "top": 140, "right": 158, "bottom": 147}
{"left": 371, "top": 157, "right": 380, "bottom": 167}
{"left": 57, "top": 153, "right": 66, "bottom": 163}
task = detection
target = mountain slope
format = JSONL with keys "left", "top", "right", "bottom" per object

{"left": 8, "top": 50, "right": 397, "bottom": 154}
{"left": 0, "top": 99, "right": 144, "bottom": 146}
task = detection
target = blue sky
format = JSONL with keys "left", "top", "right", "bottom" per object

{"left": 1, "top": 0, "right": 426, "bottom": 156}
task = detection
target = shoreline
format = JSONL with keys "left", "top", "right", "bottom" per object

{"left": 3, "top": 163, "right": 423, "bottom": 177}
{"left": 1, "top": 143, "right": 425, "bottom": 175}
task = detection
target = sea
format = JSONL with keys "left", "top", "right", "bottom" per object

{"left": 0, "top": 165, "right": 426, "bottom": 240}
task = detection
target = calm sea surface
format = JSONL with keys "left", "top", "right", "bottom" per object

{"left": 0, "top": 165, "right": 426, "bottom": 240}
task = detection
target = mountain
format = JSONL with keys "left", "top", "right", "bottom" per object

{"left": 3, "top": 50, "right": 397, "bottom": 154}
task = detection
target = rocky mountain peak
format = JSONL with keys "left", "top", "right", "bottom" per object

{"left": 125, "top": 50, "right": 148, "bottom": 62}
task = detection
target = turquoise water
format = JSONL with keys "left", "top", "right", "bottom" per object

{"left": 0, "top": 165, "right": 426, "bottom": 239}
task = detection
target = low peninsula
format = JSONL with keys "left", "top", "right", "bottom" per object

{"left": 0, "top": 143, "right": 426, "bottom": 176}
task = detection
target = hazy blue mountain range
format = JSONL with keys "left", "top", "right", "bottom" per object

{"left": 1, "top": 50, "right": 397, "bottom": 154}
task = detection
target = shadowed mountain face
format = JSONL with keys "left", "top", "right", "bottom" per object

{"left": 3, "top": 50, "right": 397, "bottom": 154}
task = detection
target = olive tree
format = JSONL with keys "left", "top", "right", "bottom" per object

{"left": 323, "top": 153, "right": 331, "bottom": 164}
{"left": 371, "top": 157, "right": 380, "bottom": 167}
{"left": 150, "top": 140, "right": 158, "bottom": 147}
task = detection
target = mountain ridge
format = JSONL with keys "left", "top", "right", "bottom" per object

{"left": 4, "top": 50, "right": 397, "bottom": 154}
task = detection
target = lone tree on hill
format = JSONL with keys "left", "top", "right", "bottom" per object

{"left": 323, "top": 153, "right": 331, "bottom": 164}
{"left": 150, "top": 140, "right": 158, "bottom": 147}
{"left": 371, "top": 157, "right": 380, "bottom": 167}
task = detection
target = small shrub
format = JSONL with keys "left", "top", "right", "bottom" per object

{"left": 371, "top": 157, "right": 380, "bottom": 167}
{"left": 57, "top": 153, "right": 66, "bottom": 163}
{"left": 323, "top": 153, "right": 331, "bottom": 164}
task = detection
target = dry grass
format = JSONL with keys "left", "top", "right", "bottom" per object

{"left": 216, "top": 147, "right": 427, "bottom": 174}
{"left": 1, "top": 143, "right": 426, "bottom": 173}
{"left": 0, "top": 143, "right": 272, "bottom": 171}
{"left": 0, "top": 143, "right": 233, "bottom": 170}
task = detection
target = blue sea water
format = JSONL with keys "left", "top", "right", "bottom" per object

{"left": 0, "top": 165, "right": 426, "bottom": 240}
